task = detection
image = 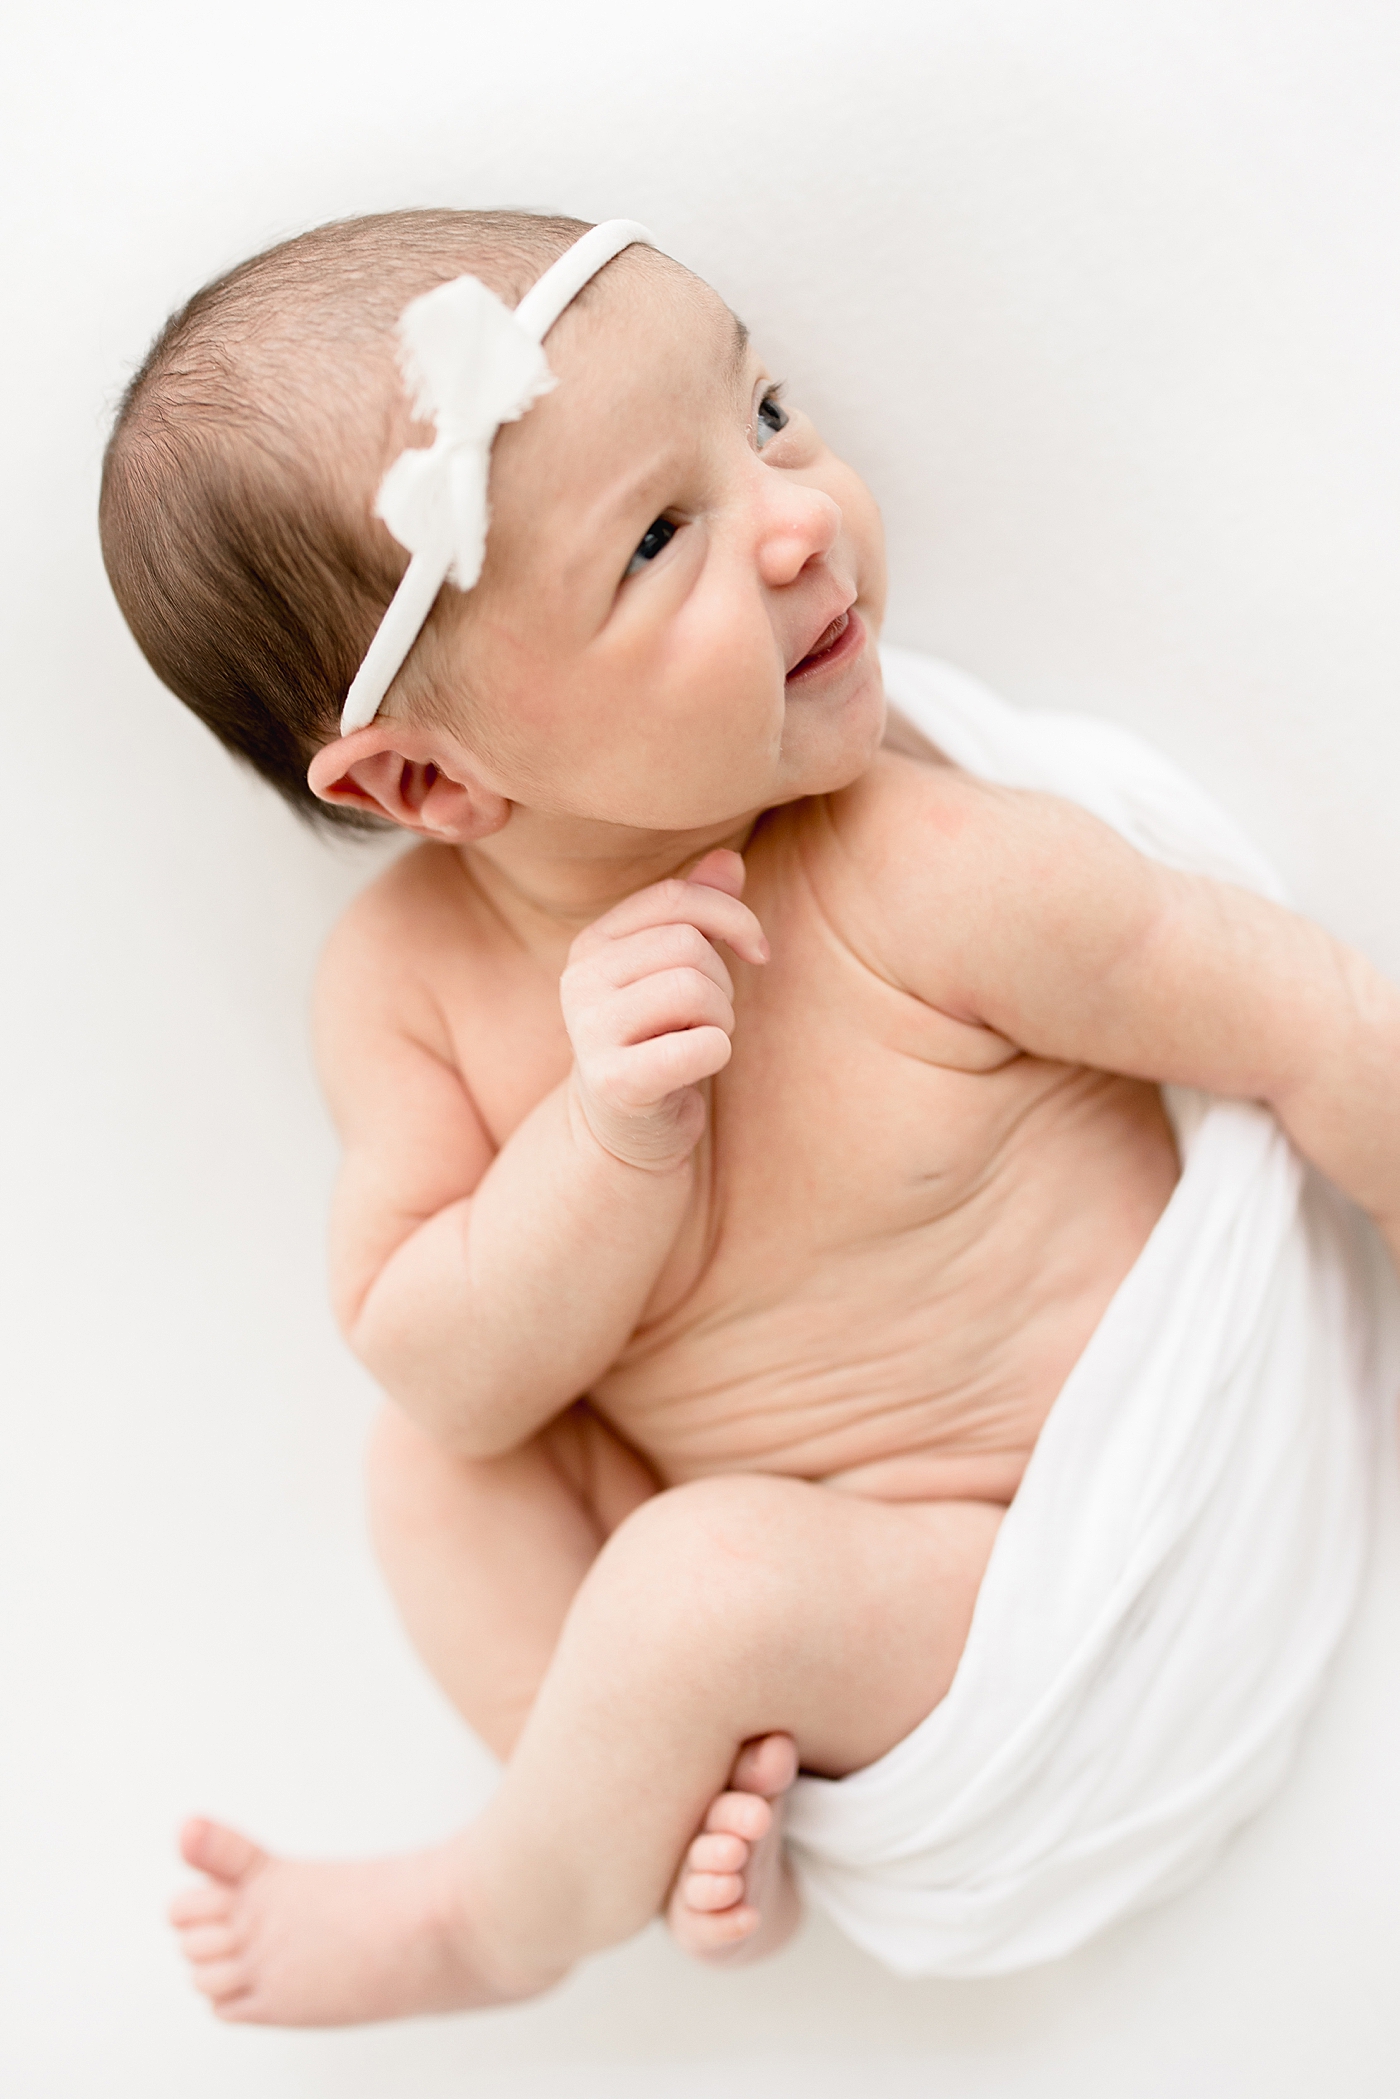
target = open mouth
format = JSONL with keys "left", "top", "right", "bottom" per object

{"left": 786, "top": 607, "right": 861, "bottom": 682}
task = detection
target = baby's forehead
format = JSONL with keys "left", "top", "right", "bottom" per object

{"left": 556, "top": 251, "right": 748, "bottom": 398}
{"left": 488, "top": 272, "right": 754, "bottom": 538}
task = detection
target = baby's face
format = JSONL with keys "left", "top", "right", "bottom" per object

{"left": 420, "top": 256, "right": 888, "bottom": 832}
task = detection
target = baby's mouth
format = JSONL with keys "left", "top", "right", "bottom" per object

{"left": 789, "top": 612, "right": 856, "bottom": 675}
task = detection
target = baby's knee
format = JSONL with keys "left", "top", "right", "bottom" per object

{"left": 587, "top": 1473, "right": 804, "bottom": 1640}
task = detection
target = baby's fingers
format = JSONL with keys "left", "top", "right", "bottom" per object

{"left": 591, "top": 969, "right": 735, "bottom": 1053}
{"left": 584, "top": 922, "right": 736, "bottom": 1002}
{"left": 572, "top": 877, "right": 769, "bottom": 970}
{"left": 685, "top": 846, "right": 747, "bottom": 899}
{"left": 593, "top": 1027, "right": 734, "bottom": 1108}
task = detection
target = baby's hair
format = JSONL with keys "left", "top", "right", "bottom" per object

{"left": 99, "top": 209, "right": 591, "bottom": 833}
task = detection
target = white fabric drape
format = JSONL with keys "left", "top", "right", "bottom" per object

{"left": 784, "top": 649, "right": 1399, "bottom": 1977}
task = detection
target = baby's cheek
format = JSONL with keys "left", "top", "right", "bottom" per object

{"left": 671, "top": 593, "right": 782, "bottom": 719}
{"left": 834, "top": 467, "right": 887, "bottom": 620}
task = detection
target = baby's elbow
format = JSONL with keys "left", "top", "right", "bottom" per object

{"left": 348, "top": 1300, "right": 522, "bottom": 1462}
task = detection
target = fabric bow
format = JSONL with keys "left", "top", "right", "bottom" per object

{"left": 374, "top": 274, "right": 557, "bottom": 590}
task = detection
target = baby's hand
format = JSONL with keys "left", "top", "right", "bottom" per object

{"left": 561, "top": 848, "right": 769, "bottom": 1171}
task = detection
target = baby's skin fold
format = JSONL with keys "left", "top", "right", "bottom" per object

{"left": 153, "top": 226, "right": 1400, "bottom": 2024}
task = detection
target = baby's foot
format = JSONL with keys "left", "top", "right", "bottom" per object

{"left": 168, "top": 1817, "right": 554, "bottom": 2027}
{"left": 666, "top": 1732, "right": 801, "bottom": 1965}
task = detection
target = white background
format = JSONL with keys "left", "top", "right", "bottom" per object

{"left": 3, "top": 2, "right": 1399, "bottom": 2092}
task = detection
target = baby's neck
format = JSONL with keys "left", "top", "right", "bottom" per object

{"left": 457, "top": 809, "right": 763, "bottom": 960}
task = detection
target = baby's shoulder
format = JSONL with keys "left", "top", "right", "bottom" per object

{"left": 801, "top": 750, "right": 1106, "bottom": 1000}
{"left": 315, "top": 841, "right": 472, "bottom": 1047}
{"left": 816, "top": 748, "right": 1022, "bottom": 897}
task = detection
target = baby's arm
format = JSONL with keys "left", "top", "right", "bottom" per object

{"left": 854, "top": 763, "right": 1400, "bottom": 1266}
{"left": 316, "top": 850, "right": 767, "bottom": 1455}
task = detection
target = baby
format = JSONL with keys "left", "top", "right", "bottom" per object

{"left": 100, "top": 210, "right": 1400, "bottom": 2027}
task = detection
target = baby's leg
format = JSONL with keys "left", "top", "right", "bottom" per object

{"left": 171, "top": 1476, "right": 1000, "bottom": 2026}
{"left": 367, "top": 1402, "right": 791, "bottom": 1905}
{"left": 367, "top": 1400, "right": 657, "bottom": 1758}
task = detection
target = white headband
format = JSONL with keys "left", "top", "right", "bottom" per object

{"left": 339, "top": 218, "right": 655, "bottom": 736}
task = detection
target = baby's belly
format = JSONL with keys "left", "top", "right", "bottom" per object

{"left": 592, "top": 1076, "right": 1179, "bottom": 1506}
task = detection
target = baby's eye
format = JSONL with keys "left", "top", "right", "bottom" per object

{"left": 625, "top": 516, "right": 677, "bottom": 576}
{"left": 756, "top": 388, "right": 789, "bottom": 449}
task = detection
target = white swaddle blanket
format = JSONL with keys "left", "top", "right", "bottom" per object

{"left": 784, "top": 647, "right": 1398, "bottom": 1978}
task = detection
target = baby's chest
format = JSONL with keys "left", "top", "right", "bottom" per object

{"left": 619, "top": 966, "right": 1054, "bottom": 1373}
{"left": 597, "top": 985, "right": 1101, "bottom": 1480}
{"left": 711, "top": 912, "right": 1027, "bottom": 1217}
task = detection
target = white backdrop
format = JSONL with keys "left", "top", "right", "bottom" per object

{"left": 4, "top": 2, "right": 1399, "bottom": 2093}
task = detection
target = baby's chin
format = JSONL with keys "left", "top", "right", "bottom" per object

{"left": 775, "top": 660, "right": 887, "bottom": 799}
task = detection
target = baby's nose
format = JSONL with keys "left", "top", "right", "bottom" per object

{"left": 755, "top": 484, "right": 841, "bottom": 587}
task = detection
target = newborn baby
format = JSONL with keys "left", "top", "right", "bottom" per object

{"left": 100, "top": 211, "right": 1400, "bottom": 2027}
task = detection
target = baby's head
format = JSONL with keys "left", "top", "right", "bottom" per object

{"left": 101, "top": 210, "right": 887, "bottom": 849}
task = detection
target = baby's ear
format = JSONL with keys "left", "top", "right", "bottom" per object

{"left": 308, "top": 728, "right": 510, "bottom": 843}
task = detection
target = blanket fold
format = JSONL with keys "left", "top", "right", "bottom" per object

{"left": 784, "top": 649, "right": 1397, "bottom": 1977}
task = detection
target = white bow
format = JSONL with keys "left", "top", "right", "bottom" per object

{"left": 338, "top": 219, "right": 653, "bottom": 735}
{"left": 376, "top": 274, "right": 557, "bottom": 589}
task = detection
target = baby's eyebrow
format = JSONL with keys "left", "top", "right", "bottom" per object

{"left": 727, "top": 312, "right": 751, "bottom": 376}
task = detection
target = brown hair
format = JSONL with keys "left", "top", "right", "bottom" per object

{"left": 99, "top": 209, "right": 591, "bottom": 833}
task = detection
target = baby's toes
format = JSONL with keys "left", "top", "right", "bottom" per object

{"left": 703, "top": 1790, "right": 773, "bottom": 1843}
{"left": 686, "top": 1830, "right": 748, "bottom": 1876}
{"left": 685, "top": 1901, "right": 760, "bottom": 1948}
{"left": 176, "top": 1922, "right": 238, "bottom": 1964}
{"left": 188, "top": 1954, "right": 251, "bottom": 2006}
{"left": 683, "top": 1870, "right": 746, "bottom": 1914}
{"left": 168, "top": 1881, "right": 233, "bottom": 1929}
{"left": 729, "top": 1732, "right": 798, "bottom": 1798}
{"left": 179, "top": 1817, "right": 268, "bottom": 1886}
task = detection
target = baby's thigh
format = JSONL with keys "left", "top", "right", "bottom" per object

{"left": 593, "top": 1477, "right": 1002, "bottom": 1779}
{"left": 767, "top": 1489, "right": 1003, "bottom": 1775}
